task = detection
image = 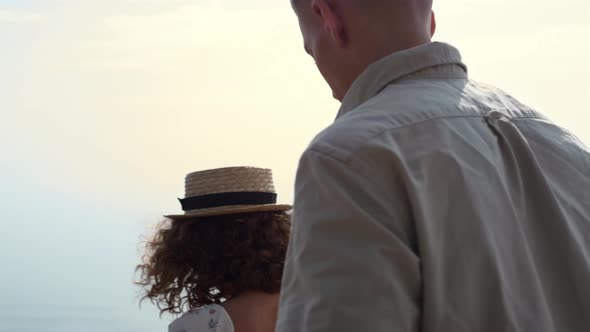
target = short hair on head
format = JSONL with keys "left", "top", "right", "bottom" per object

{"left": 291, "top": 0, "right": 433, "bottom": 10}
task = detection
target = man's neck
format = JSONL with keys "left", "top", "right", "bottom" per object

{"left": 336, "top": 38, "right": 432, "bottom": 102}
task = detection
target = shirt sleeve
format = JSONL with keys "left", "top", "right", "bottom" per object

{"left": 168, "top": 305, "right": 233, "bottom": 332}
{"left": 276, "top": 148, "right": 422, "bottom": 332}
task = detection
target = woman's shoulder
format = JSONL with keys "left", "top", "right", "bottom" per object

{"left": 168, "top": 304, "right": 234, "bottom": 332}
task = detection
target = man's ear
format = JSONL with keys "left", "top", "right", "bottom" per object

{"left": 311, "top": 0, "right": 347, "bottom": 45}
{"left": 430, "top": 10, "right": 437, "bottom": 37}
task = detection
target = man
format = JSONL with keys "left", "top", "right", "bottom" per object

{"left": 277, "top": 0, "right": 590, "bottom": 331}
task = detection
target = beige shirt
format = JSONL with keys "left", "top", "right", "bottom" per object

{"left": 277, "top": 42, "right": 590, "bottom": 332}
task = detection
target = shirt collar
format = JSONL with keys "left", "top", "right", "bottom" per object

{"left": 337, "top": 42, "right": 468, "bottom": 119}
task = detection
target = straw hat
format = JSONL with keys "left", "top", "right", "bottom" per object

{"left": 165, "top": 166, "right": 292, "bottom": 219}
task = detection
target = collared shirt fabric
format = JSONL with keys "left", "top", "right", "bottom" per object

{"left": 276, "top": 42, "right": 590, "bottom": 332}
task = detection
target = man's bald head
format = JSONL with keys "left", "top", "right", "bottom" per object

{"left": 292, "top": 0, "right": 433, "bottom": 15}
{"left": 290, "top": 0, "right": 436, "bottom": 100}
{"left": 292, "top": 0, "right": 434, "bottom": 44}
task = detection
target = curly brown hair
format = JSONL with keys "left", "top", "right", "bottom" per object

{"left": 136, "top": 211, "right": 290, "bottom": 315}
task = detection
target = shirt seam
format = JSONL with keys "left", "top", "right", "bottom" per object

{"left": 316, "top": 112, "right": 546, "bottom": 162}
{"left": 303, "top": 147, "right": 396, "bottom": 193}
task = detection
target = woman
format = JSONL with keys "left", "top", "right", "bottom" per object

{"left": 136, "top": 167, "right": 292, "bottom": 332}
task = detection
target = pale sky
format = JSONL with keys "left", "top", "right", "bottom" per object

{"left": 0, "top": 0, "right": 589, "bottom": 330}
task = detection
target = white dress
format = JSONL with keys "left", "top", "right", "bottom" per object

{"left": 168, "top": 304, "right": 234, "bottom": 332}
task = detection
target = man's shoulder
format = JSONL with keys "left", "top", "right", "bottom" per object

{"left": 306, "top": 79, "right": 476, "bottom": 159}
{"left": 306, "top": 79, "right": 545, "bottom": 161}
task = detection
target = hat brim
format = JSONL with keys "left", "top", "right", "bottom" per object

{"left": 164, "top": 204, "right": 292, "bottom": 220}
